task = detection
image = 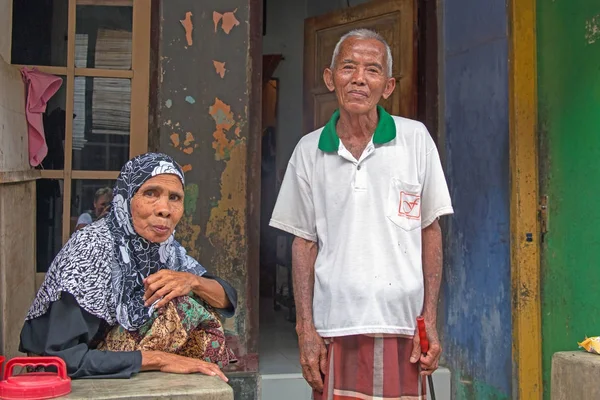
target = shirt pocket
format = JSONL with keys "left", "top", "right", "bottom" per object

{"left": 386, "top": 178, "right": 422, "bottom": 231}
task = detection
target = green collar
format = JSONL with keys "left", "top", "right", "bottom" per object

{"left": 318, "top": 105, "right": 396, "bottom": 152}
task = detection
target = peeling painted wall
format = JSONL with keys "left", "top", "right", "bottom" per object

{"left": 155, "top": 0, "right": 261, "bottom": 377}
{"left": 440, "top": 0, "right": 512, "bottom": 398}
{"left": 538, "top": 2, "right": 600, "bottom": 399}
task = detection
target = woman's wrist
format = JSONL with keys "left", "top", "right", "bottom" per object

{"left": 190, "top": 274, "right": 206, "bottom": 296}
{"left": 141, "top": 350, "right": 167, "bottom": 371}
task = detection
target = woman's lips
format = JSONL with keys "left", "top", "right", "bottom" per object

{"left": 152, "top": 225, "right": 170, "bottom": 234}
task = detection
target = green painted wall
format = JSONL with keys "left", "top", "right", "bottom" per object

{"left": 538, "top": 2, "right": 600, "bottom": 399}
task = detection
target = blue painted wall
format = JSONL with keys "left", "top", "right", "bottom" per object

{"left": 440, "top": 1, "right": 512, "bottom": 399}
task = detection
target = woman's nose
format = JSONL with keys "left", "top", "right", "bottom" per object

{"left": 155, "top": 196, "right": 171, "bottom": 217}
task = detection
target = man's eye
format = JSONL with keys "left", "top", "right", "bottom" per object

{"left": 170, "top": 194, "right": 181, "bottom": 201}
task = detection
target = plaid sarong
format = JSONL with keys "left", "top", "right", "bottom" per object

{"left": 314, "top": 335, "right": 425, "bottom": 400}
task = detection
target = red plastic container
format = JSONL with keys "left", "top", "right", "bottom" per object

{"left": 0, "top": 357, "right": 71, "bottom": 400}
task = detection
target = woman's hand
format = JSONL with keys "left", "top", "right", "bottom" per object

{"left": 141, "top": 351, "right": 228, "bottom": 382}
{"left": 143, "top": 270, "right": 196, "bottom": 309}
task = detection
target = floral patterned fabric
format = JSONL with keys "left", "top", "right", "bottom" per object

{"left": 98, "top": 295, "right": 236, "bottom": 368}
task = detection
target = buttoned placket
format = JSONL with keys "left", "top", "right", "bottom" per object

{"left": 338, "top": 141, "right": 376, "bottom": 192}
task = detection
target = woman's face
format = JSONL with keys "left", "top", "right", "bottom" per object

{"left": 131, "top": 174, "right": 184, "bottom": 243}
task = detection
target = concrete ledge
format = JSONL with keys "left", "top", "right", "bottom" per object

{"left": 552, "top": 351, "right": 600, "bottom": 400}
{"left": 61, "top": 372, "right": 234, "bottom": 400}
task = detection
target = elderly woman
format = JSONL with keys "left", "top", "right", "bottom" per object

{"left": 20, "top": 153, "right": 236, "bottom": 381}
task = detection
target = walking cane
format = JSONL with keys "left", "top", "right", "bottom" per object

{"left": 417, "top": 316, "right": 436, "bottom": 400}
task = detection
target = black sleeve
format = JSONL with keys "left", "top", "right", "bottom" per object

{"left": 19, "top": 292, "right": 142, "bottom": 379}
{"left": 202, "top": 273, "right": 238, "bottom": 318}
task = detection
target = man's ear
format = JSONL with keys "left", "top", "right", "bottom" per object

{"left": 382, "top": 76, "right": 396, "bottom": 100}
{"left": 323, "top": 68, "right": 335, "bottom": 92}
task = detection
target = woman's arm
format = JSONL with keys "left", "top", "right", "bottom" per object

{"left": 20, "top": 292, "right": 141, "bottom": 379}
{"left": 141, "top": 350, "right": 227, "bottom": 381}
{"left": 144, "top": 271, "right": 238, "bottom": 316}
{"left": 191, "top": 275, "right": 230, "bottom": 309}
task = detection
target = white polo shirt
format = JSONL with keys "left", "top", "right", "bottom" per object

{"left": 270, "top": 106, "right": 453, "bottom": 337}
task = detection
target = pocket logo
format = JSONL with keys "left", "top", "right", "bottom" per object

{"left": 398, "top": 191, "right": 421, "bottom": 220}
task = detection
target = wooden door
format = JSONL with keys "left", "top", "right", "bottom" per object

{"left": 303, "top": 0, "right": 417, "bottom": 133}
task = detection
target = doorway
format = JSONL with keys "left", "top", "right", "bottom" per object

{"left": 257, "top": 0, "right": 440, "bottom": 398}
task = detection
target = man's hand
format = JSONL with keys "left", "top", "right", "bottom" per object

{"left": 297, "top": 326, "right": 328, "bottom": 393}
{"left": 409, "top": 323, "right": 442, "bottom": 376}
{"left": 142, "top": 351, "right": 228, "bottom": 381}
{"left": 143, "top": 270, "right": 195, "bottom": 309}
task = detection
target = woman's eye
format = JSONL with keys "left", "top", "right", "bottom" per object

{"left": 144, "top": 190, "right": 156, "bottom": 197}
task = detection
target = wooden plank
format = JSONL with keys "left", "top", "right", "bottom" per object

{"left": 75, "top": 67, "right": 133, "bottom": 79}
{"left": 0, "top": 182, "right": 37, "bottom": 359}
{"left": 0, "top": 169, "right": 41, "bottom": 184}
{"left": 71, "top": 170, "right": 119, "bottom": 180}
{"left": 129, "top": 0, "right": 151, "bottom": 157}
{"left": 12, "top": 65, "right": 67, "bottom": 76}
{"left": 77, "top": 0, "right": 133, "bottom": 6}
{"left": 62, "top": 0, "right": 77, "bottom": 244}
{"left": 40, "top": 170, "right": 65, "bottom": 179}
{"left": 0, "top": 0, "right": 12, "bottom": 62}
{"left": 0, "top": 58, "right": 29, "bottom": 172}
{"left": 508, "top": 0, "right": 542, "bottom": 398}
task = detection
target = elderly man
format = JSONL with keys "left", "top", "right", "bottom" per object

{"left": 270, "top": 29, "right": 453, "bottom": 399}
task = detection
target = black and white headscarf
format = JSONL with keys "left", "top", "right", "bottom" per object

{"left": 27, "top": 153, "right": 207, "bottom": 330}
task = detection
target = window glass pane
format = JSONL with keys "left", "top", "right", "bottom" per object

{"left": 36, "top": 179, "right": 64, "bottom": 273}
{"left": 72, "top": 76, "right": 131, "bottom": 171}
{"left": 70, "top": 179, "right": 115, "bottom": 235}
{"left": 39, "top": 75, "right": 67, "bottom": 170}
{"left": 11, "top": 0, "right": 68, "bottom": 67}
{"left": 75, "top": 5, "right": 133, "bottom": 69}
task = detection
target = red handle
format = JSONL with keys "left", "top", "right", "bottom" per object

{"left": 3, "top": 357, "right": 68, "bottom": 380}
{"left": 417, "top": 316, "right": 429, "bottom": 354}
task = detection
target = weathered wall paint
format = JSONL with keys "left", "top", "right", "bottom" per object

{"left": 155, "top": 1, "right": 261, "bottom": 388}
{"left": 538, "top": 1, "right": 600, "bottom": 399}
{"left": 440, "top": 0, "right": 512, "bottom": 398}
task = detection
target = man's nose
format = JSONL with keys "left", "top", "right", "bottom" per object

{"left": 352, "top": 68, "right": 366, "bottom": 85}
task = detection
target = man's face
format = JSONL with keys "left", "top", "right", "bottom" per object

{"left": 94, "top": 194, "right": 112, "bottom": 216}
{"left": 323, "top": 37, "right": 396, "bottom": 115}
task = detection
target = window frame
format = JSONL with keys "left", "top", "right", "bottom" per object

{"left": 12, "top": 0, "right": 151, "bottom": 273}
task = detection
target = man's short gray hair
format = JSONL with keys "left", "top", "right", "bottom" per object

{"left": 330, "top": 29, "right": 393, "bottom": 77}
{"left": 94, "top": 187, "right": 113, "bottom": 202}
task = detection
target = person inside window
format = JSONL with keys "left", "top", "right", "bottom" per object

{"left": 74, "top": 187, "right": 114, "bottom": 231}
{"left": 21, "top": 153, "right": 237, "bottom": 380}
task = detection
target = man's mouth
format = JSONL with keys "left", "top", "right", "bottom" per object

{"left": 348, "top": 90, "right": 368, "bottom": 98}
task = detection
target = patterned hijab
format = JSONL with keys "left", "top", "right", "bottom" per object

{"left": 27, "top": 153, "right": 207, "bottom": 330}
